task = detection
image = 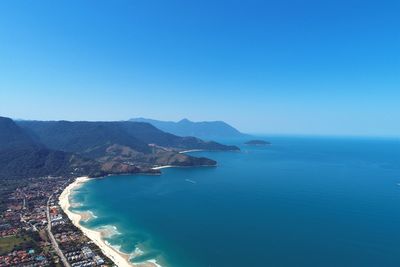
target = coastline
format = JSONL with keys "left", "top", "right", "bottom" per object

{"left": 178, "top": 149, "right": 204, "bottom": 154}
{"left": 59, "top": 177, "right": 162, "bottom": 267}
{"left": 150, "top": 150, "right": 207, "bottom": 170}
{"left": 151, "top": 165, "right": 174, "bottom": 170}
{"left": 152, "top": 164, "right": 216, "bottom": 171}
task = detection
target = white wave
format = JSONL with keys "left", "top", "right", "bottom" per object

{"left": 96, "top": 224, "right": 122, "bottom": 238}
{"left": 88, "top": 210, "right": 98, "bottom": 219}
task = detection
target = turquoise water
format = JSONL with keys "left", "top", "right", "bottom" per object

{"left": 71, "top": 136, "right": 400, "bottom": 267}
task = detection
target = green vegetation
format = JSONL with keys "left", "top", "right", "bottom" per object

{"left": 0, "top": 117, "right": 83, "bottom": 180}
{"left": 0, "top": 178, "right": 30, "bottom": 212}
{"left": 0, "top": 232, "right": 43, "bottom": 255}
{"left": 0, "top": 116, "right": 238, "bottom": 181}
{"left": 17, "top": 120, "right": 239, "bottom": 155}
{"left": 0, "top": 236, "right": 26, "bottom": 254}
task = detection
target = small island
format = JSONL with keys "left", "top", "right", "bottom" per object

{"left": 245, "top": 140, "right": 271, "bottom": 145}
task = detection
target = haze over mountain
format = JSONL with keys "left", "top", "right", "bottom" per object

{"left": 130, "top": 118, "right": 249, "bottom": 140}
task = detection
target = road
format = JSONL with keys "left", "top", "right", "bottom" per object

{"left": 46, "top": 191, "right": 71, "bottom": 267}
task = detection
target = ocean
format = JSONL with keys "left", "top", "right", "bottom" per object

{"left": 70, "top": 136, "right": 400, "bottom": 267}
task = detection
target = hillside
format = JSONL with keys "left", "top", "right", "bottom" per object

{"left": 0, "top": 117, "right": 99, "bottom": 179}
{"left": 18, "top": 121, "right": 151, "bottom": 157}
{"left": 0, "top": 117, "right": 39, "bottom": 150}
{"left": 1, "top": 117, "right": 234, "bottom": 179}
{"left": 4, "top": 119, "right": 239, "bottom": 177}
{"left": 130, "top": 118, "right": 249, "bottom": 140}
{"left": 17, "top": 120, "right": 239, "bottom": 156}
{"left": 118, "top": 121, "right": 239, "bottom": 150}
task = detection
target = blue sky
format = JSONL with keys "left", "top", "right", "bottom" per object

{"left": 0, "top": 0, "right": 399, "bottom": 136}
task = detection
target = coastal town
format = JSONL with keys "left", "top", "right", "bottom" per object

{"left": 0, "top": 176, "right": 114, "bottom": 267}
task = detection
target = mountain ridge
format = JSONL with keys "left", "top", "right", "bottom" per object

{"left": 130, "top": 118, "right": 249, "bottom": 140}
{"left": 0, "top": 117, "right": 102, "bottom": 179}
{"left": 17, "top": 120, "right": 239, "bottom": 155}
{"left": 0, "top": 118, "right": 239, "bottom": 179}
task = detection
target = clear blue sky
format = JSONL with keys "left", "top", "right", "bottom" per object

{"left": 0, "top": 0, "right": 399, "bottom": 136}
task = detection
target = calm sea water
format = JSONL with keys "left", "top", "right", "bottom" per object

{"left": 71, "top": 136, "right": 400, "bottom": 267}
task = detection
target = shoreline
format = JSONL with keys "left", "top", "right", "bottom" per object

{"left": 178, "top": 149, "right": 205, "bottom": 154}
{"left": 59, "top": 177, "right": 162, "bottom": 267}
{"left": 152, "top": 164, "right": 217, "bottom": 170}
{"left": 151, "top": 165, "right": 174, "bottom": 170}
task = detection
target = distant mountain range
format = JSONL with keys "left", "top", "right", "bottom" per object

{"left": 130, "top": 118, "right": 249, "bottom": 140}
{"left": 0, "top": 117, "right": 239, "bottom": 179}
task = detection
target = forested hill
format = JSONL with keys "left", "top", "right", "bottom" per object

{"left": 0, "top": 117, "right": 39, "bottom": 150}
{"left": 17, "top": 120, "right": 239, "bottom": 157}
{"left": 0, "top": 117, "right": 239, "bottom": 179}
{"left": 0, "top": 117, "right": 98, "bottom": 179}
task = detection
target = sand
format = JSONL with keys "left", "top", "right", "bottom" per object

{"left": 59, "top": 177, "right": 162, "bottom": 267}
{"left": 151, "top": 165, "right": 173, "bottom": 170}
{"left": 178, "top": 149, "right": 204, "bottom": 154}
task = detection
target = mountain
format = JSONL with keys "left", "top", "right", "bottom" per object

{"left": 17, "top": 121, "right": 239, "bottom": 156}
{"left": 0, "top": 117, "right": 239, "bottom": 179}
{"left": 0, "top": 117, "right": 99, "bottom": 179}
{"left": 130, "top": 118, "right": 249, "bottom": 140}
{"left": 18, "top": 121, "right": 151, "bottom": 157}
{"left": 0, "top": 116, "right": 39, "bottom": 150}
{"left": 14, "top": 120, "right": 238, "bottom": 176}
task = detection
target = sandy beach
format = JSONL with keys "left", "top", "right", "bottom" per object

{"left": 178, "top": 149, "right": 204, "bottom": 154}
{"left": 152, "top": 164, "right": 216, "bottom": 171}
{"left": 151, "top": 165, "right": 173, "bottom": 170}
{"left": 59, "top": 177, "right": 162, "bottom": 267}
